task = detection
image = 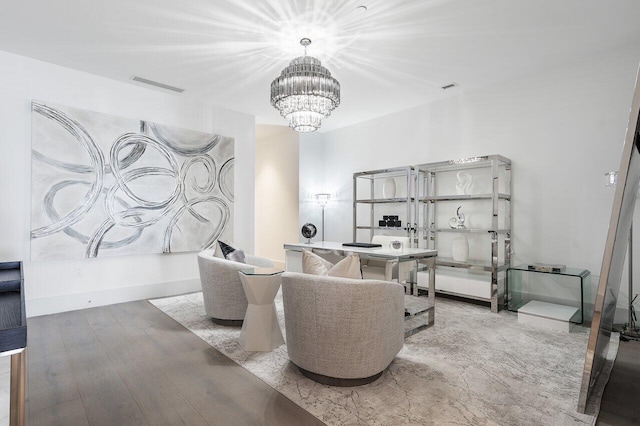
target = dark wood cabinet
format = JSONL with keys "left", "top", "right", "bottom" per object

{"left": 0, "top": 261, "right": 26, "bottom": 426}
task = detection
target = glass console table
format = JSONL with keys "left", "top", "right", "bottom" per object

{"left": 507, "top": 264, "right": 591, "bottom": 324}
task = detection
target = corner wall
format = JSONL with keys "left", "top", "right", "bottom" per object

{"left": 300, "top": 43, "right": 640, "bottom": 321}
{"left": 0, "top": 51, "right": 256, "bottom": 317}
{"left": 255, "top": 125, "right": 299, "bottom": 266}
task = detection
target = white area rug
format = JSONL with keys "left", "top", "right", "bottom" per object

{"left": 150, "top": 292, "right": 609, "bottom": 426}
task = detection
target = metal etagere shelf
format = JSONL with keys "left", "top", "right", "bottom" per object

{"left": 416, "top": 155, "right": 512, "bottom": 312}
{"left": 352, "top": 166, "right": 419, "bottom": 246}
{"left": 352, "top": 156, "right": 512, "bottom": 313}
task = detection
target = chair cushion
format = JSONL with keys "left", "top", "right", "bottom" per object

{"left": 302, "top": 250, "right": 362, "bottom": 279}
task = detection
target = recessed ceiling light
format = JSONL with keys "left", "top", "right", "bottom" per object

{"left": 130, "top": 76, "right": 184, "bottom": 93}
{"left": 357, "top": 5, "right": 368, "bottom": 12}
{"left": 441, "top": 83, "right": 458, "bottom": 90}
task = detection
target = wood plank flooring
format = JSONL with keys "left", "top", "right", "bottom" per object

{"left": 25, "top": 300, "right": 325, "bottom": 426}
{"left": 597, "top": 339, "right": 640, "bottom": 426}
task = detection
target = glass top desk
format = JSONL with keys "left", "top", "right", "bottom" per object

{"left": 507, "top": 264, "right": 591, "bottom": 324}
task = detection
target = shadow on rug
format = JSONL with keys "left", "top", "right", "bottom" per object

{"left": 150, "top": 292, "right": 608, "bottom": 426}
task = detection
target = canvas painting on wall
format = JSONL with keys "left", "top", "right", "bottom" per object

{"left": 30, "top": 101, "right": 234, "bottom": 261}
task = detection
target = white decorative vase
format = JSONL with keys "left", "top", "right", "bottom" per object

{"left": 451, "top": 235, "right": 469, "bottom": 262}
{"left": 383, "top": 178, "right": 397, "bottom": 199}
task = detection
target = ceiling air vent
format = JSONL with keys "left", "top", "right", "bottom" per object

{"left": 130, "top": 76, "right": 184, "bottom": 93}
{"left": 441, "top": 82, "right": 458, "bottom": 90}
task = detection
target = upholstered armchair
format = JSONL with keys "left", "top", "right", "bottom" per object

{"left": 281, "top": 272, "right": 405, "bottom": 386}
{"left": 361, "top": 235, "right": 412, "bottom": 282}
{"left": 197, "top": 250, "right": 273, "bottom": 325}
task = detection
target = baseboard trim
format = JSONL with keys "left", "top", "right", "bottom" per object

{"left": 26, "top": 278, "right": 202, "bottom": 317}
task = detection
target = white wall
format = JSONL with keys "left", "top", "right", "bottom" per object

{"left": 0, "top": 50, "right": 255, "bottom": 317}
{"left": 298, "top": 132, "right": 328, "bottom": 242}
{"left": 255, "top": 125, "right": 299, "bottom": 266}
{"left": 301, "top": 43, "right": 640, "bottom": 321}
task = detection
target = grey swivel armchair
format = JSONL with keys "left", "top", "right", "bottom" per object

{"left": 197, "top": 249, "right": 273, "bottom": 325}
{"left": 281, "top": 272, "right": 405, "bottom": 386}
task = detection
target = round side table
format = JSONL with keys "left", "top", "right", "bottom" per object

{"left": 238, "top": 267, "right": 285, "bottom": 352}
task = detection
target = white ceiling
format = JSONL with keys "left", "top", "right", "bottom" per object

{"left": 1, "top": 0, "right": 639, "bottom": 132}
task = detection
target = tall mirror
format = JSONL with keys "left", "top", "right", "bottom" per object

{"left": 578, "top": 67, "right": 640, "bottom": 412}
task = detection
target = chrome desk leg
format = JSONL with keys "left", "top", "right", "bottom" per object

{"left": 406, "top": 259, "right": 419, "bottom": 295}
{"left": 412, "top": 259, "right": 419, "bottom": 296}
{"left": 426, "top": 257, "right": 436, "bottom": 325}
{"left": 10, "top": 349, "right": 25, "bottom": 426}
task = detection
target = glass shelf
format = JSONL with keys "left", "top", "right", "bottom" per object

{"left": 509, "top": 264, "right": 590, "bottom": 278}
{"left": 436, "top": 257, "right": 508, "bottom": 272}
{"left": 420, "top": 193, "right": 511, "bottom": 202}
{"left": 356, "top": 226, "right": 415, "bottom": 231}
{"left": 355, "top": 197, "right": 415, "bottom": 204}
{"left": 427, "top": 228, "right": 510, "bottom": 234}
{"left": 417, "top": 155, "right": 511, "bottom": 172}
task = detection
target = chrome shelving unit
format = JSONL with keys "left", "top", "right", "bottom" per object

{"left": 416, "top": 155, "right": 512, "bottom": 312}
{"left": 352, "top": 166, "right": 419, "bottom": 246}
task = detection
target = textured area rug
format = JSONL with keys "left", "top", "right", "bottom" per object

{"left": 150, "top": 292, "right": 609, "bottom": 426}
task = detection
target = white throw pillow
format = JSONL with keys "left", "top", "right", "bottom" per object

{"left": 302, "top": 250, "right": 362, "bottom": 279}
{"left": 302, "top": 250, "right": 334, "bottom": 275}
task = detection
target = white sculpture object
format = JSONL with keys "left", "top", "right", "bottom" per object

{"left": 456, "top": 172, "right": 473, "bottom": 195}
{"left": 449, "top": 206, "right": 466, "bottom": 229}
{"left": 450, "top": 206, "right": 469, "bottom": 262}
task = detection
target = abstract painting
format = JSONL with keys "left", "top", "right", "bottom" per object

{"left": 30, "top": 101, "right": 234, "bottom": 261}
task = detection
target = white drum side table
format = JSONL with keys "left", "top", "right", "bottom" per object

{"left": 238, "top": 267, "right": 285, "bottom": 352}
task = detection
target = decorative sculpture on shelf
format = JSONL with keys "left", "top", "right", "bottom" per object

{"left": 449, "top": 206, "right": 466, "bottom": 229}
{"left": 449, "top": 206, "right": 469, "bottom": 262}
{"left": 389, "top": 240, "right": 403, "bottom": 251}
{"left": 456, "top": 172, "right": 473, "bottom": 195}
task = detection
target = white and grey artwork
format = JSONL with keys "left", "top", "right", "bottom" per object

{"left": 30, "top": 101, "right": 234, "bottom": 261}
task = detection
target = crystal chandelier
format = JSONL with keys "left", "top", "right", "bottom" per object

{"left": 270, "top": 38, "right": 340, "bottom": 132}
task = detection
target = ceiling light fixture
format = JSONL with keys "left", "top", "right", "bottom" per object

{"left": 270, "top": 38, "right": 340, "bottom": 133}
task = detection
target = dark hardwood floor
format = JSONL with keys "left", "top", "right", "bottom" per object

{"left": 25, "top": 300, "right": 325, "bottom": 426}
{"left": 597, "top": 339, "right": 640, "bottom": 426}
